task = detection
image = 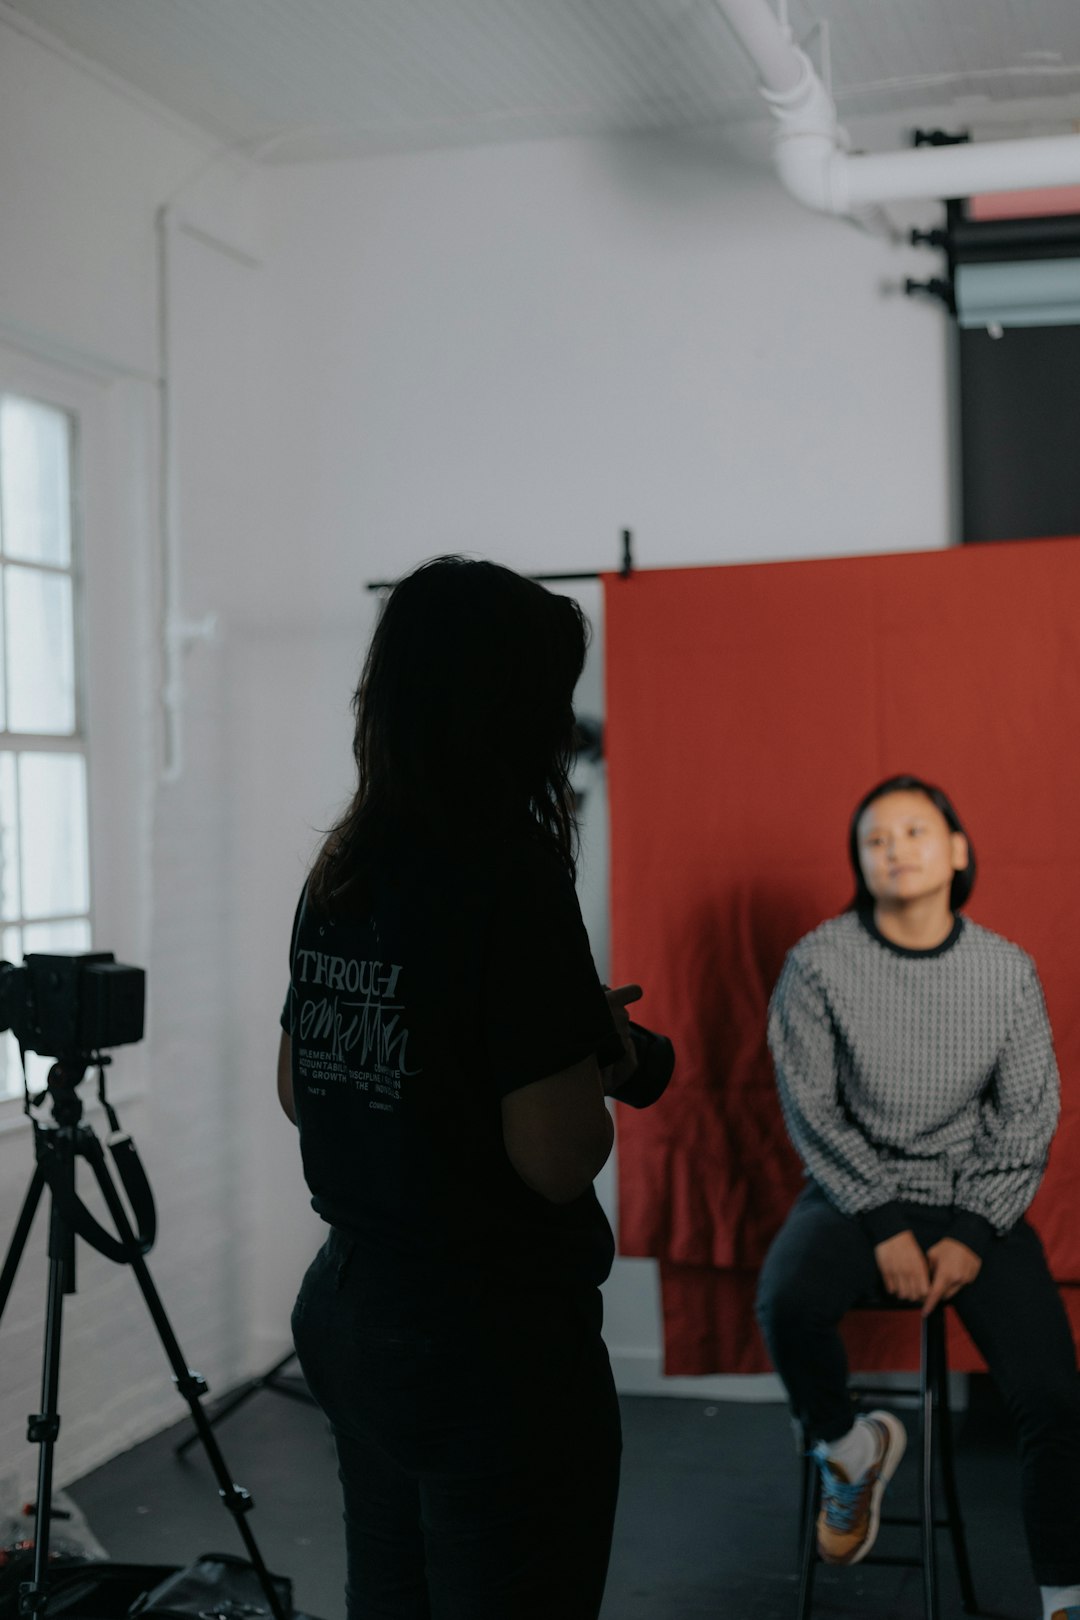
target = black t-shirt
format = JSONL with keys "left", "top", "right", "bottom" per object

{"left": 280, "top": 829, "right": 622, "bottom": 1290}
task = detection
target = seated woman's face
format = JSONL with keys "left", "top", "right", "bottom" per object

{"left": 856, "top": 790, "right": 969, "bottom": 910}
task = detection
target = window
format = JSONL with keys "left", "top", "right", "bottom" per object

{"left": 0, "top": 393, "right": 92, "bottom": 1100}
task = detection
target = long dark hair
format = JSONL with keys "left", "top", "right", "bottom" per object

{"left": 847, "top": 773, "right": 977, "bottom": 914}
{"left": 307, "top": 556, "right": 588, "bottom": 912}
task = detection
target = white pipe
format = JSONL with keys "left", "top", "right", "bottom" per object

{"left": 154, "top": 160, "right": 260, "bottom": 782}
{"left": 156, "top": 206, "right": 221, "bottom": 785}
{"left": 714, "top": 0, "right": 1080, "bottom": 215}
{"left": 841, "top": 133, "right": 1080, "bottom": 208}
{"left": 156, "top": 204, "right": 181, "bottom": 784}
{"left": 710, "top": 0, "right": 803, "bottom": 97}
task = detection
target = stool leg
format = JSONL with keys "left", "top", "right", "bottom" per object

{"left": 797, "top": 1444, "right": 808, "bottom": 1560}
{"left": 933, "top": 1317, "right": 979, "bottom": 1614}
{"left": 796, "top": 1450, "right": 820, "bottom": 1620}
{"left": 920, "top": 1311, "right": 940, "bottom": 1620}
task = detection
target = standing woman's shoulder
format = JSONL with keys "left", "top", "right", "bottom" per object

{"left": 487, "top": 820, "right": 575, "bottom": 886}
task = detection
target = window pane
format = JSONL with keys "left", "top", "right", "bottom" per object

{"left": 0, "top": 1030, "right": 20, "bottom": 1100}
{"left": 5, "top": 566, "right": 75, "bottom": 734}
{"left": 19, "top": 753, "right": 88, "bottom": 919}
{"left": 22, "top": 917, "right": 92, "bottom": 953}
{"left": 0, "top": 397, "right": 72, "bottom": 566}
{"left": 0, "top": 567, "right": 6, "bottom": 730}
{"left": 1, "top": 927, "right": 20, "bottom": 1100}
{"left": 16, "top": 1047, "right": 52, "bottom": 1099}
{"left": 0, "top": 752, "right": 18, "bottom": 920}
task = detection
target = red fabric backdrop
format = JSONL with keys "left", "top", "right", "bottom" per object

{"left": 604, "top": 538, "right": 1080, "bottom": 1376}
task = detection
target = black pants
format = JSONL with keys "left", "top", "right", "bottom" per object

{"left": 291, "top": 1231, "right": 622, "bottom": 1620}
{"left": 755, "top": 1182, "right": 1080, "bottom": 1585}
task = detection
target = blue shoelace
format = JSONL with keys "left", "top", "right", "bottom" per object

{"left": 812, "top": 1447, "right": 870, "bottom": 1532}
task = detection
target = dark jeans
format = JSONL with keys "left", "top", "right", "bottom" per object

{"left": 755, "top": 1182, "right": 1080, "bottom": 1585}
{"left": 291, "top": 1231, "right": 622, "bottom": 1620}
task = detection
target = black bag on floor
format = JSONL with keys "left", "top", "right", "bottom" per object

{"left": 128, "top": 1553, "right": 293, "bottom": 1620}
{"left": 0, "top": 1553, "right": 296, "bottom": 1620}
{"left": 0, "top": 1556, "right": 176, "bottom": 1620}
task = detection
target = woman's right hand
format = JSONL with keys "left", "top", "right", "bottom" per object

{"left": 601, "top": 983, "right": 644, "bottom": 1095}
{"left": 874, "top": 1230, "right": 931, "bottom": 1302}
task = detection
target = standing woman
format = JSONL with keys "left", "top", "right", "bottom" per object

{"left": 756, "top": 774, "right": 1080, "bottom": 1620}
{"left": 277, "top": 557, "right": 639, "bottom": 1620}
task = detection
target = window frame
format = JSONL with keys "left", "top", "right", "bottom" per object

{"left": 0, "top": 343, "right": 152, "bottom": 1129}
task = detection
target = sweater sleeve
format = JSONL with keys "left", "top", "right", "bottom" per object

{"left": 768, "top": 950, "right": 899, "bottom": 1224}
{"left": 951, "top": 958, "right": 1059, "bottom": 1237}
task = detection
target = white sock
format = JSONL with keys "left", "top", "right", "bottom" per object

{"left": 823, "top": 1417, "right": 879, "bottom": 1480}
{"left": 1041, "top": 1584, "right": 1080, "bottom": 1620}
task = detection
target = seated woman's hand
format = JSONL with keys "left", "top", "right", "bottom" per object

{"left": 873, "top": 1230, "right": 931, "bottom": 1303}
{"left": 922, "top": 1238, "right": 982, "bottom": 1316}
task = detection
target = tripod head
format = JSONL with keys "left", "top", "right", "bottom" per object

{"left": 35, "top": 1056, "right": 97, "bottom": 1129}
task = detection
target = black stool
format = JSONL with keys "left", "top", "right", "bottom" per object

{"left": 795, "top": 1303, "right": 979, "bottom": 1619}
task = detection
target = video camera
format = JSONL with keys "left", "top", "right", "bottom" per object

{"left": 0, "top": 951, "right": 145, "bottom": 1061}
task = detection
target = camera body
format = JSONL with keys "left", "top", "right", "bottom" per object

{"left": 611, "top": 1021, "right": 675, "bottom": 1109}
{"left": 0, "top": 952, "right": 145, "bottom": 1059}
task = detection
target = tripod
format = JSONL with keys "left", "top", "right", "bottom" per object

{"left": 0, "top": 1057, "right": 288, "bottom": 1620}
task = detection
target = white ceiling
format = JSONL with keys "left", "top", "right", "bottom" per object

{"left": 5, "top": 0, "right": 1080, "bottom": 164}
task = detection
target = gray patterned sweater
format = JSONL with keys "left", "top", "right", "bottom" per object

{"left": 767, "top": 910, "right": 1059, "bottom": 1258}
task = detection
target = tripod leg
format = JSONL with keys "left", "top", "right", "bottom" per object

{"left": 0, "top": 1167, "right": 45, "bottom": 1324}
{"left": 175, "top": 1349, "right": 304, "bottom": 1458}
{"left": 83, "top": 1138, "right": 288, "bottom": 1620}
{"left": 21, "top": 1204, "right": 73, "bottom": 1617}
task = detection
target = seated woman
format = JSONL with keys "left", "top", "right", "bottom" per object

{"left": 756, "top": 774, "right": 1080, "bottom": 1620}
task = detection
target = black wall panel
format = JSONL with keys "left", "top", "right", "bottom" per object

{"left": 960, "top": 323, "right": 1080, "bottom": 543}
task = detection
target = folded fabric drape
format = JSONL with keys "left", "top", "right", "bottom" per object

{"left": 604, "top": 538, "right": 1080, "bottom": 1375}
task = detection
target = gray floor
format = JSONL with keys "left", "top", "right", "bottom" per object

{"left": 64, "top": 1376, "right": 1037, "bottom": 1620}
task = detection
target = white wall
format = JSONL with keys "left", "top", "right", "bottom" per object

{"left": 254, "top": 128, "right": 952, "bottom": 591}
{"left": 0, "top": 15, "right": 269, "bottom": 1501}
{"left": 246, "top": 128, "right": 955, "bottom": 1396}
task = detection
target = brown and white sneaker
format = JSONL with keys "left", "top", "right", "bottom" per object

{"left": 811, "top": 1411, "right": 907, "bottom": 1565}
